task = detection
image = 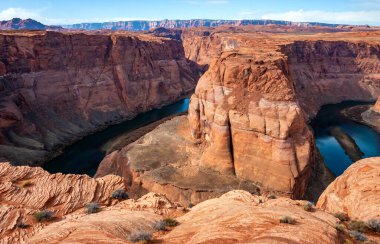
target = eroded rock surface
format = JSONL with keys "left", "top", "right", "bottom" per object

{"left": 317, "top": 157, "right": 380, "bottom": 221}
{"left": 0, "top": 162, "right": 125, "bottom": 243}
{"left": 0, "top": 31, "right": 199, "bottom": 164}
{"left": 161, "top": 190, "right": 338, "bottom": 244}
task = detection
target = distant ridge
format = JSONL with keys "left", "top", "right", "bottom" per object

{"left": 0, "top": 18, "right": 62, "bottom": 31}
{"left": 62, "top": 19, "right": 342, "bottom": 31}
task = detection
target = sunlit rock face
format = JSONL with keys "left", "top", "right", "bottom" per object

{"left": 188, "top": 32, "right": 380, "bottom": 198}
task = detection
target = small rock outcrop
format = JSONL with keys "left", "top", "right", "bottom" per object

{"left": 317, "top": 157, "right": 380, "bottom": 221}
{"left": 161, "top": 190, "right": 338, "bottom": 244}
{"left": 374, "top": 96, "right": 380, "bottom": 113}
{"left": 0, "top": 162, "right": 125, "bottom": 243}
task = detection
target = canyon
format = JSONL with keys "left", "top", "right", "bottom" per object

{"left": 0, "top": 30, "right": 199, "bottom": 164}
{"left": 0, "top": 25, "right": 380, "bottom": 243}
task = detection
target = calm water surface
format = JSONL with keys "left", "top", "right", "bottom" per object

{"left": 43, "top": 98, "right": 190, "bottom": 176}
{"left": 311, "top": 101, "right": 380, "bottom": 176}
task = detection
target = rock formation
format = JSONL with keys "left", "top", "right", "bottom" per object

{"left": 0, "top": 31, "right": 199, "bottom": 164}
{"left": 96, "top": 29, "right": 380, "bottom": 202}
{"left": 162, "top": 190, "right": 338, "bottom": 244}
{"left": 0, "top": 162, "right": 125, "bottom": 243}
{"left": 374, "top": 96, "right": 380, "bottom": 113}
{"left": 317, "top": 157, "right": 380, "bottom": 221}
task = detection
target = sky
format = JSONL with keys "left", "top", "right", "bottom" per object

{"left": 0, "top": 0, "right": 380, "bottom": 26}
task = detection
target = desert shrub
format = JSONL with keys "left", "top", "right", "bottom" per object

{"left": 303, "top": 202, "right": 314, "bottom": 212}
{"left": 280, "top": 216, "right": 295, "bottom": 224}
{"left": 267, "top": 194, "right": 276, "bottom": 199}
{"left": 33, "top": 210, "right": 54, "bottom": 222}
{"left": 334, "top": 212, "right": 350, "bottom": 222}
{"left": 348, "top": 220, "right": 367, "bottom": 232}
{"left": 367, "top": 219, "right": 380, "bottom": 232}
{"left": 258, "top": 199, "right": 263, "bottom": 204}
{"left": 154, "top": 220, "right": 167, "bottom": 231}
{"left": 349, "top": 230, "right": 368, "bottom": 241}
{"left": 163, "top": 218, "right": 179, "bottom": 227}
{"left": 19, "top": 181, "right": 33, "bottom": 188}
{"left": 16, "top": 223, "right": 30, "bottom": 229}
{"left": 111, "top": 189, "right": 129, "bottom": 200}
{"left": 188, "top": 203, "right": 195, "bottom": 208}
{"left": 336, "top": 224, "right": 346, "bottom": 232}
{"left": 85, "top": 202, "right": 101, "bottom": 214}
{"left": 129, "top": 230, "right": 152, "bottom": 243}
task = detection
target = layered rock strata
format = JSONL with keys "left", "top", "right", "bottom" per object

{"left": 0, "top": 162, "right": 125, "bottom": 243}
{"left": 0, "top": 31, "right": 199, "bottom": 164}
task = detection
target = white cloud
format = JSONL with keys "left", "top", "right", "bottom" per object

{"left": 0, "top": 7, "right": 40, "bottom": 20}
{"left": 261, "top": 9, "right": 380, "bottom": 25}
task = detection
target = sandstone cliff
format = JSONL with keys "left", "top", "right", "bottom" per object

{"left": 317, "top": 157, "right": 380, "bottom": 221}
{"left": 187, "top": 31, "right": 380, "bottom": 198}
{"left": 0, "top": 31, "right": 199, "bottom": 164}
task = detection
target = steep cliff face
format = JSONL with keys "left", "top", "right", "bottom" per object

{"left": 64, "top": 19, "right": 341, "bottom": 31}
{"left": 284, "top": 41, "right": 380, "bottom": 118}
{"left": 187, "top": 33, "right": 380, "bottom": 198}
{"left": 0, "top": 31, "right": 198, "bottom": 164}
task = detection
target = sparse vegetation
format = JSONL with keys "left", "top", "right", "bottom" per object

{"left": 367, "top": 219, "right": 380, "bottom": 232}
{"left": 163, "top": 218, "right": 179, "bottom": 227}
{"left": 154, "top": 220, "right": 167, "bottom": 231}
{"left": 16, "top": 223, "right": 30, "bottom": 229}
{"left": 348, "top": 220, "right": 367, "bottom": 232}
{"left": 280, "top": 216, "right": 295, "bottom": 224}
{"left": 129, "top": 230, "right": 152, "bottom": 243}
{"left": 188, "top": 203, "right": 194, "bottom": 208}
{"left": 258, "top": 199, "right": 263, "bottom": 204}
{"left": 85, "top": 202, "right": 101, "bottom": 214}
{"left": 349, "top": 230, "right": 368, "bottom": 242}
{"left": 334, "top": 212, "right": 350, "bottom": 222}
{"left": 267, "top": 194, "right": 276, "bottom": 199}
{"left": 33, "top": 210, "right": 54, "bottom": 222}
{"left": 336, "top": 224, "right": 346, "bottom": 232}
{"left": 19, "top": 180, "right": 33, "bottom": 188}
{"left": 303, "top": 202, "right": 314, "bottom": 212}
{"left": 111, "top": 189, "right": 129, "bottom": 200}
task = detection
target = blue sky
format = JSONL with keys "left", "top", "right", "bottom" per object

{"left": 0, "top": 0, "right": 380, "bottom": 25}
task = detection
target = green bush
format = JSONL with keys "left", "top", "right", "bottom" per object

{"left": 303, "top": 202, "right": 314, "bottom": 212}
{"left": 267, "top": 194, "right": 276, "bottom": 199}
{"left": 280, "top": 216, "right": 295, "bottom": 224}
{"left": 33, "top": 210, "right": 54, "bottom": 222}
{"left": 85, "top": 202, "right": 101, "bottom": 214}
{"left": 335, "top": 224, "right": 346, "bottom": 232}
{"left": 163, "top": 218, "right": 179, "bottom": 227}
{"left": 349, "top": 230, "right": 368, "bottom": 241}
{"left": 334, "top": 212, "right": 350, "bottom": 222}
{"left": 111, "top": 189, "right": 129, "bottom": 200}
{"left": 348, "top": 220, "right": 367, "bottom": 232}
{"left": 129, "top": 230, "right": 152, "bottom": 243}
{"left": 367, "top": 219, "right": 380, "bottom": 232}
{"left": 154, "top": 220, "right": 167, "bottom": 231}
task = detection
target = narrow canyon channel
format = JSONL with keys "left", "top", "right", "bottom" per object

{"left": 311, "top": 101, "right": 380, "bottom": 176}
{"left": 43, "top": 98, "right": 190, "bottom": 176}
{"left": 44, "top": 99, "right": 380, "bottom": 179}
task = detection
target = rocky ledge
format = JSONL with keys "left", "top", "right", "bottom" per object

{"left": 1, "top": 157, "right": 380, "bottom": 243}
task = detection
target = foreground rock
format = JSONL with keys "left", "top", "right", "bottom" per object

{"left": 0, "top": 31, "right": 198, "bottom": 164}
{"left": 374, "top": 97, "right": 380, "bottom": 113}
{"left": 317, "top": 157, "right": 380, "bottom": 220}
{"left": 29, "top": 193, "right": 179, "bottom": 243}
{"left": 0, "top": 162, "right": 125, "bottom": 243}
{"left": 96, "top": 116, "right": 260, "bottom": 206}
{"left": 161, "top": 190, "right": 338, "bottom": 244}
